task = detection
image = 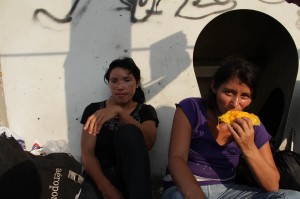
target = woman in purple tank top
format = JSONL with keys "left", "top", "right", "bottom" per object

{"left": 162, "top": 55, "right": 300, "bottom": 199}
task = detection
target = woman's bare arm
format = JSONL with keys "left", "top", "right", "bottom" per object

{"left": 229, "top": 117, "right": 280, "bottom": 191}
{"left": 168, "top": 107, "right": 206, "bottom": 199}
{"left": 81, "top": 127, "right": 124, "bottom": 198}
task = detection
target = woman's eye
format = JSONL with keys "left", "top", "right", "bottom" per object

{"left": 241, "top": 94, "right": 251, "bottom": 100}
{"left": 224, "top": 90, "right": 233, "bottom": 95}
{"left": 124, "top": 78, "right": 133, "bottom": 83}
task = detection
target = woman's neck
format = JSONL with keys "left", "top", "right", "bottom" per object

{"left": 207, "top": 106, "right": 222, "bottom": 121}
{"left": 107, "top": 99, "right": 136, "bottom": 111}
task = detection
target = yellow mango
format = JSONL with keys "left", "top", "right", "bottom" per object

{"left": 218, "top": 110, "right": 260, "bottom": 126}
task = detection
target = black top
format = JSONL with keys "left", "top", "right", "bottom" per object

{"left": 80, "top": 101, "right": 159, "bottom": 168}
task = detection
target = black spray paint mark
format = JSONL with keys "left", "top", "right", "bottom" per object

{"left": 175, "top": 0, "right": 237, "bottom": 20}
{"left": 258, "top": 0, "right": 285, "bottom": 4}
{"left": 118, "top": 0, "right": 162, "bottom": 23}
{"left": 33, "top": 0, "right": 80, "bottom": 23}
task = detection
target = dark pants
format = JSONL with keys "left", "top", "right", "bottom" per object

{"left": 79, "top": 124, "right": 152, "bottom": 199}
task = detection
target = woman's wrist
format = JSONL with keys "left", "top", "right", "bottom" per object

{"left": 96, "top": 176, "right": 114, "bottom": 193}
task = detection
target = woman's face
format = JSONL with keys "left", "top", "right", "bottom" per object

{"left": 108, "top": 67, "right": 138, "bottom": 105}
{"left": 212, "top": 76, "right": 252, "bottom": 115}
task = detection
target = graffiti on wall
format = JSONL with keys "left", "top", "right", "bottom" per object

{"left": 258, "top": 0, "right": 285, "bottom": 4}
{"left": 33, "top": 0, "right": 81, "bottom": 23}
{"left": 32, "top": 0, "right": 297, "bottom": 24}
{"left": 117, "top": 0, "right": 162, "bottom": 23}
{"left": 175, "top": 0, "right": 236, "bottom": 20}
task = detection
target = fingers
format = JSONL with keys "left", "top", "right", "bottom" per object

{"left": 228, "top": 123, "right": 239, "bottom": 140}
{"left": 232, "top": 118, "right": 252, "bottom": 132}
{"left": 237, "top": 117, "right": 252, "bottom": 128}
{"left": 84, "top": 112, "right": 103, "bottom": 136}
{"left": 83, "top": 117, "right": 91, "bottom": 131}
{"left": 229, "top": 117, "right": 255, "bottom": 145}
{"left": 84, "top": 107, "right": 119, "bottom": 136}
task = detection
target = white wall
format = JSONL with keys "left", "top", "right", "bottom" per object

{"left": 1, "top": 0, "right": 300, "bottom": 179}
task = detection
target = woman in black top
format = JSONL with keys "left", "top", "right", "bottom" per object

{"left": 80, "top": 57, "right": 159, "bottom": 199}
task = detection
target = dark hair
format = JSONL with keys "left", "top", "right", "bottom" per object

{"left": 104, "top": 57, "right": 145, "bottom": 103}
{"left": 207, "top": 55, "right": 258, "bottom": 109}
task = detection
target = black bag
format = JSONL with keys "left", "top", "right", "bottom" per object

{"left": 273, "top": 150, "right": 300, "bottom": 191}
{"left": 236, "top": 150, "right": 300, "bottom": 192}
{"left": 30, "top": 152, "right": 84, "bottom": 199}
{"left": 0, "top": 133, "right": 41, "bottom": 199}
{"left": 235, "top": 156, "right": 259, "bottom": 188}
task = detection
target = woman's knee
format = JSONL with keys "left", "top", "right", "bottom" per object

{"left": 115, "top": 124, "right": 144, "bottom": 145}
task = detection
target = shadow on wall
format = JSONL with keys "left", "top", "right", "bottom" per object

{"left": 147, "top": 30, "right": 191, "bottom": 181}
{"left": 64, "top": 0, "right": 134, "bottom": 159}
{"left": 193, "top": 9, "right": 298, "bottom": 152}
{"left": 145, "top": 31, "right": 191, "bottom": 101}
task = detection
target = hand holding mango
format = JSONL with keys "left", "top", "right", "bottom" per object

{"left": 218, "top": 110, "right": 260, "bottom": 126}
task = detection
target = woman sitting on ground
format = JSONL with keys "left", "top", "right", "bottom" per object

{"left": 80, "top": 57, "right": 159, "bottom": 199}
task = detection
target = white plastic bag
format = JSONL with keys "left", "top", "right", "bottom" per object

{"left": 42, "top": 139, "right": 69, "bottom": 155}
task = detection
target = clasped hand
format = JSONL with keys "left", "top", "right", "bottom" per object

{"left": 228, "top": 117, "right": 256, "bottom": 153}
{"left": 84, "top": 106, "right": 121, "bottom": 136}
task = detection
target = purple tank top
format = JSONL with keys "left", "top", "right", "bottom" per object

{"left": 163, "top": 97, "right": 271, "bottom": 187}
